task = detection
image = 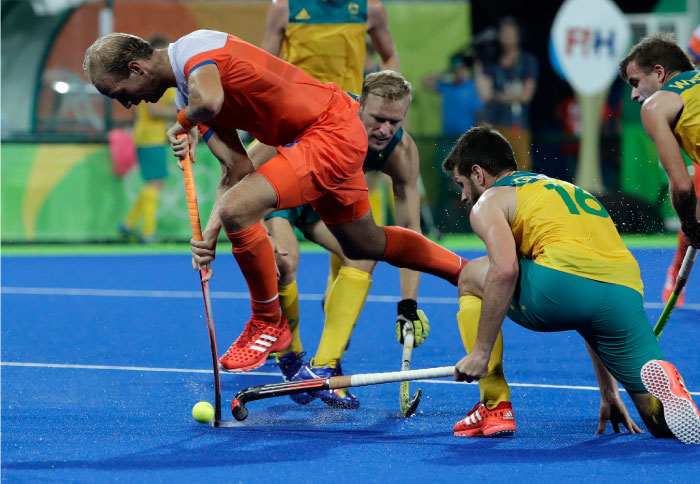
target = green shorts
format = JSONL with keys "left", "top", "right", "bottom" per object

{"left": 507, "top": 258, "right": 664, "bottom": 394}
{"left": 264, "top": 203, "right": 322, "bottom": 234}
{"left": 137, "top": 145, "right": 168, "bottom": 181}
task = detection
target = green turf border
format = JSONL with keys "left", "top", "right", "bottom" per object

{"left": 0, "top": 233, "right": 679, "bottom": 257}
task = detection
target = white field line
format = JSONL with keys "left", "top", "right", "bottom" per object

{"left": 2, "top": 286, "right": 699, "bottom": 310}
{"left": 2, "top": 361, "right": 698, "bottom": 396}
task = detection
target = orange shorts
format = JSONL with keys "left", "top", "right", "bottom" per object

{"left": 257, "top": 88, "right": 370, "bottom": 225}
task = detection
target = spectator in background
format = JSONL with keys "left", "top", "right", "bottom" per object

{"left": 475, "top": 17, "right": 538, "bottom": 171}
{"left": 422, "top": 53, "right": 483, "bottom": 137}
{"left": 688, "top": 24, "right": 700, "bottom": 64}
{"left": 119, "top": 36, "right": 176, "bottom": 243}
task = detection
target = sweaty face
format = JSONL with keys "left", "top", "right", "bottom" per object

{"left": 358, "top": 94, "right": 410, "bottom": 151}
{"left": 625, "top": 61, "right": 664, "bottom": 105}
{"left": 453, "top": 168, "right": 480, "bottom": 211}
{"left": 96, "top": 69, "right": 165, "bottom": 109}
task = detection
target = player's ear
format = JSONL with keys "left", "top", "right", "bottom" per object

{"left": 652, "top": 64, "right": 665, "bottom": 81}
{"left": 128, "top": 60, "right": 145, "bottom": 75}
{"left": 472, "top": 164, "right": 485, "bottom": 186}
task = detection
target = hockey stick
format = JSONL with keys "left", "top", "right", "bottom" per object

{"left": 653, "top": 246, "right": 698, "bottom": 339}
{"left": 231, "top": 366, "right": 454, "bottom": 421}
{"left": 399, "top": 320, "right": 422, "bottom": 417}
{"left": 179, "top": 134, "right": 231, "bottom": 427}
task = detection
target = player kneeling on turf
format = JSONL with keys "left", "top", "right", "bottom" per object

{"left": 446, "top": 126, "right": 700, "bottom": 443}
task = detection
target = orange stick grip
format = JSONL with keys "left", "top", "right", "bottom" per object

{"left": 178, "top": 134, "right": 203, "bottom": 242}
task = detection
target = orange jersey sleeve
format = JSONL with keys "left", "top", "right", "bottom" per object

{"left": 172, "top": 30, "right": 339, "bottom": 146}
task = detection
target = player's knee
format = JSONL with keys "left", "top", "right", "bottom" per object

{"left": 276, "top": 247, "right": 299, "bottom": 285}
{"left": 457, "top": 256, "right": 488, "bottom": 298}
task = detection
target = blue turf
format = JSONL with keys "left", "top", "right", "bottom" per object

{"left": 2, "top": 249, "right": 700, "bottom": 482}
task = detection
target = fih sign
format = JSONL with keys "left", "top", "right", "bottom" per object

{"left": 550, "top": 0, "right": 631, "bottom": 95}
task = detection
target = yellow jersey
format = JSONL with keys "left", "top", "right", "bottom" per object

{"left": 660, "top": 70, "right": 700, "bottom": 165}
{"left": 132, "top": 88, "right": 176, "bottom": 146}
{"left": 282, "top": 0, "right": 367, "bottom": 94}
{"left": 492, "top": 172, "right": 644, "bottom": 295}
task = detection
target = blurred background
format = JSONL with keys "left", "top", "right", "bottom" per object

{"left": 2, "top": 0, "right": 699, "bottom": 244}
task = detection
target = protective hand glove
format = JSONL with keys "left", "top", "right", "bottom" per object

{"left": 396, "top": 299, "right": 430, "bottom": 347}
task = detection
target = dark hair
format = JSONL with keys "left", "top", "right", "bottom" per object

{"left": 619, "top": 33, "right": 694, "bottom": 80}
{"left": 442, "top": 126, "right": 517, "bottom": 177}
{"left": 83, "top": 33, "right": 154, "bottom": 83}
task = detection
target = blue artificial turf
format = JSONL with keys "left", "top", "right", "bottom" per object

{"left": 2, "top": 248, "right": 699, "bottom": 482}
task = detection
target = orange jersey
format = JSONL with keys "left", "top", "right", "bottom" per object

{"left": 169, "top": 30, "right": 346, "bottom": 146}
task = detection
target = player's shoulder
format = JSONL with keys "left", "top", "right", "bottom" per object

{"left": 641, "top": 89, "right": 684, "bottom": 124}
{"left": 367, "top": 0, "right": 387, "bottom": 22}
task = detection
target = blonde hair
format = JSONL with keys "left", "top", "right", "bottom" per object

{"left": 359, "top": 70, "right": 412, "bottom": 106}
{"left": 83, "top": 33, "right": 153, "bottom": 84}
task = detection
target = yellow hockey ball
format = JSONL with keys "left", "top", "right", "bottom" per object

{"left": 192, "top": 401, "right": 215, "bottom": 424}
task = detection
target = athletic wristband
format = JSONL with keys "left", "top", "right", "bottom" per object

{"left": 177, "top": 109, "right": 197, "bottom": 132}
{"left": 397, "top": 299, "right": 419, "bottom": 320}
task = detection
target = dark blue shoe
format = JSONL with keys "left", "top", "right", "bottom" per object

{"left": 278, "top": 352, "right": 315, "bottom": 405}
{"left": 296, "top": 362, "right": 360, "bottom": 410}
{"left": 277, "top": 351, "right": 305, "bottom": 381}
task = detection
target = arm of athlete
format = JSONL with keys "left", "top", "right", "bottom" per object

{"left": 642, "top": 91, "right": 700, "bottom": 247}
{"left": 585, "top": 342, "right": 643, "bottom": 434}
{"left": 384, "top": 133, "right": 430, "bottom": 346}
{"left": 166, "top": 63, "right": 224, "bottom": 157}
{"left": 367, "top": 0, "right": 399, "bottom": 71}
{"left": 260, "top": 0, "right": 289, "bottom": 57}
{"left": 190, "top": 131, "right": 254, "bottom": 281}
{"left": 454, "top": 189, "right": 518, "bottom": 382}
{"left": 384, "top": 134, "right": 421, "bottom": 300}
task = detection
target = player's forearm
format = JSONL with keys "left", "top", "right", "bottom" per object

{"left": 380, "top": 52, "right": 400, "bottom": 72}
{"left": 472, "top": 269, "right": 516, "bottom": 357}
{"left": 394, "top": 189, "right": 422, "bottom": 300}
{"left": 586, "top": 342, "right": 620, "bottom": 398}
{"left": 399, "top": 268, "right": 420, "bottom": 300}
{"left": 671, "top": 182, "right": 700, "bottom": 230}
{"left": 202, "top": 186, "right": 226, "bottom": 240}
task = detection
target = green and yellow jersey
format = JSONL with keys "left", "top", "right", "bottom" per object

{"left": 132, "top": 88, "right": 176, "bottom": 147}
{"left": 492, "top": 172, "right": 643, "bottom": 295}
{"left": 283, "top": 0, "right": 367, "bottom": 94}
{"left": 660, "top": 70, "right": 700, "bottom": 166}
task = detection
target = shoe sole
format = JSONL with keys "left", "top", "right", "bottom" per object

{"left": 454, "top": 427, "right": 516, "bottom": 438}
{"left": 219, "top": 329, "right": 293, "bottom": 372}
{"left": 641, "top": 360, "right": 700, "bottom": 444}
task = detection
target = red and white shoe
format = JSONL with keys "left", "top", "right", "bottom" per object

{"left": 454, "top": 401, "right": 517, "bottom": 437}
{"left": 219, "top": 315, "right": 292, "bottom": 372}
{"left": 641, "top": 360, "right": 700, "bottom": 444}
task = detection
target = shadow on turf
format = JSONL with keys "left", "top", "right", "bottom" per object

{"left": 5, "top": 413, "right": 699, "bottom": 472}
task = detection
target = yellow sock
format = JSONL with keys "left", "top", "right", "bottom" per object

{"left": 313, "top": 266, "right": 372, "bottom": 368}
{"left": 278, "top": 281, "right": 302, "bottom": 355}
{"left": 140, "top": 185, "right": 160, "bottom": 239}
{"left": 124, "top": 188, "right": 146, "bottom": 228}
{"left": 325, "top": 253, "right": 343, "bottom": 302}
{"left": 457, "top": 295, "right": 510, "bottom": 409}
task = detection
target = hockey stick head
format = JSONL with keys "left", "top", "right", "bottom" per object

{"left": 401, "top": 388, "right": 422, "bottom": 417}
{"left": 231, "top": 397, "right": 249, "bottom": 421}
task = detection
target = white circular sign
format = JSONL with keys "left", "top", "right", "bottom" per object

{"left": 550, "top": 0, "right": 631, "bottom": 95}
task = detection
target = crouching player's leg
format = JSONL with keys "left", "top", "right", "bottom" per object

{"left": 452, "top": 256, "right": 516, "bottom": 437}
{"left": 573, "top": 278, "right": 700, "bottom": 443}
